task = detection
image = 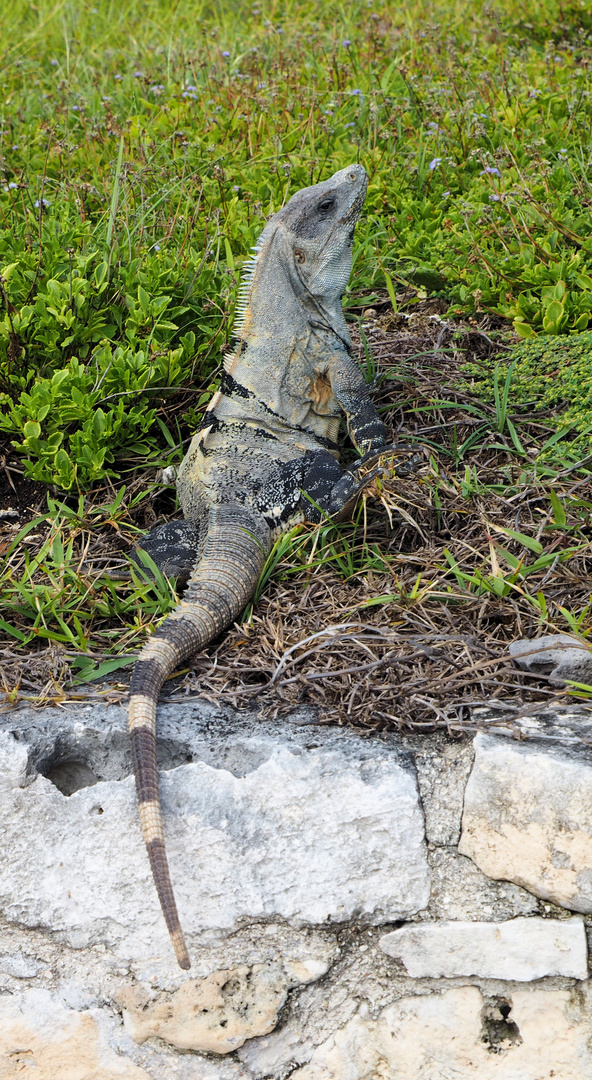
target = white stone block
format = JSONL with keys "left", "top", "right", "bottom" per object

{"left": 0, "top": 989, "right": 150, "bottom": 1079}
{"left": 0, "top": 730, "right": 429, "bottom": 963}
{"left": 292, "top": 984, "right": 592, "bottom": 1079}
{"left": 459, "top": 734, "right": 592, "bottom": 913}
{"left": 379, "top": 916, "right": 588, "bottom": 979}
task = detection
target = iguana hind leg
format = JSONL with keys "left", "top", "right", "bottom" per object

{"left": 132, "top": 519, "right": 205, "bottom": 588}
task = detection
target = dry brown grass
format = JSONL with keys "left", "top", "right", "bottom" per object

{"left": 2, "top": 303, "right": 592, "bottom": 729}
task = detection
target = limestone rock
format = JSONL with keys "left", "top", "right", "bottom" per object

{"left": 0, "top": 709, "right": 429, "bottom": 963}
{"left": 292, "top": 984, "right": 592, "bottom": 1079}
{"left": 424, "top": 846, "right": 538, "bottom": 922}
{"left": 379, "top": 916, "right": 588, "bottom": 979}
{"left": 0, "top": 989, "right": 150, "bottom": 1079}
{"left": 459, "top": 734, "right": 592, "bottom": 912}
{"left": 509, "top": 633, "right": 592, "bottom": 686}
{"left": 118, "top": 963, "right": 293, "bottom": 1053}
{"left": 413, "top": 737, "right": 474, "bottom": 846}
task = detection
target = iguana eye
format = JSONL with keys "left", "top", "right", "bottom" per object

{"left": 294, "top": 248, "right": 306, "bottom": 264}
{"left": 317, "top": 197, "right": 335, "bottom": 214}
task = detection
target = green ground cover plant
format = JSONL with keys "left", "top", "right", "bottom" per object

{"left": 465, "top": 330, "right": 592, "bottom": 461}
{"left": 2, "top": 0, "right": 592, "bottom": 719}
{"left": 1, "top": 0, "right": 592, "bottom": 486}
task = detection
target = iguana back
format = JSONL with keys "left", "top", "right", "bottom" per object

{"left": 129, "top": 164, "right": 390, "bottom": 968}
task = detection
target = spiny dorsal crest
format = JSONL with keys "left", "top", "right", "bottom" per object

{"left": 234, "top": 234, "right": 266, "bottom": 336}
{"left": 223, "top": 233, "right": 266, "bottom": 370}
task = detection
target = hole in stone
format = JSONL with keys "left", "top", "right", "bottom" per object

{"left": 480, "top": 996, "right": 522, "bottom": 1055}
{"left": 40, "top": 760, "right": 99, "bottom": 796}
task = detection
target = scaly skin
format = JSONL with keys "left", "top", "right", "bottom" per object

{"left": 129, "top": 164, "right": 391, "bottom": 969}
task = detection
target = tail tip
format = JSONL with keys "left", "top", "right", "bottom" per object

{"left": 172, "top": 931, "right": 191, "bottom": 970}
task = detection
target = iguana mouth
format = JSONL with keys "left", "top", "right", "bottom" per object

{"left": 340, "top": 182, "right": 368, "bottom": 227}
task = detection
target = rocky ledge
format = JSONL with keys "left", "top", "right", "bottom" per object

{"left": 2, "top": 697, "right": 592, "bottom": 1079}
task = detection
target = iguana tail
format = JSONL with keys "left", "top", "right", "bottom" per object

{"left": 128, "top": 505, "right": 270, "bottom": 969}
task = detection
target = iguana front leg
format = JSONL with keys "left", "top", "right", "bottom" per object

{"left": 299, "top": 447, "right": 411, "bottom": 523}
{"left": 326, "top": 348, "right": 389, "bottom": 453}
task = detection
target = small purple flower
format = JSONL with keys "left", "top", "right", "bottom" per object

{"left": 221, "top": 51, "right": 230, "bottom": 57}
{"left": 427, "top": 121, "right": 440, "bottom": 130}
{"left": 133, "top": 71, "right": 143, "bottom": 78}
{"left": 428, "top": 157, "right": 442, "bottom": 171}
{"left": 342, "top": 39, "right": 352, "bottom": 47}
{"left": 480, "top": 166, "right": 501, "bottom": 176}
{"left": 232, "top": 185, "right": 240, "bottom": 192}
{"left": 185, "top": 85, "right": 198, "bottom": 92}
{"left": 489, "top": 193, "right": 500, "bottom": 201}
{"left": 154, "top": 243, "right": 160, "bottom": 251}
{"left": 558, "top": 148, "right": 568, "bottom": 157}
{"left": 114, "top": 74, "right": 122, "bottom": 81}
{"left": 149, "top": 84, "right": 165, "bottom": 94}
{"left": 441, "top": 190, "right": 450, "bottom": 197}
{"left": 34, "top": 198, "right": 50, "bottom": 208}
{"left": 182, "top": 91, "right": 197, "bottom": 99}
{"left": 344, "top": 122, "right": 356, "bottom": 128}
{"left": 50, "top": 58, "right": 58, "bottom": 66}
{"left": 351, "top": 88, "right": 364, "bottom": 98}
{"left": 71, "top": 105, "right": 81, "bottom": 111}
{"left": 4, "top": 182, "right": 18, "bottom": 190}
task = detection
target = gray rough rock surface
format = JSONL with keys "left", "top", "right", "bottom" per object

{"left": 379, "top": 916, "right": 588, "bottom": 979}
{"left": 4, "top": 701, "right": 592, "bottom": 1079}
{"left": 509, "top": 633, "right": 592, "bottom": 686}
{"left": 0, "top": 703, "right": 429, "bottom": 963}
{"left": 460, "top": 732, "right": 592, "bottom": 913}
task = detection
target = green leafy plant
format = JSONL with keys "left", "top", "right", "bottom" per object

{"left": 465, "top": 331, "right": 592, "bottom": 461}
{"left": 3, "top": 0, "right": 592, "bottom": 487}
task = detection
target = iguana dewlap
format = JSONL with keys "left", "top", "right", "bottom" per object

{"left": 129, "top": 164, "right": 391, "bottom": 969}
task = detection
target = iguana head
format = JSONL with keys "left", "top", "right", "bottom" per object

{"left": 232, "top": 164, "right": 368, "bottom": 347}
{"left": 274, "top": 163, "right": 368, "bottom": 308}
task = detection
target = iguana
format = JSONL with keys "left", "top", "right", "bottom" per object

{"left": 129, "top": 163, "right": 399, "bottom": 970}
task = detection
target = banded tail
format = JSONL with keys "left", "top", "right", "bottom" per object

{"left": 129, "top": 505, "right": 270, "bottom": 969}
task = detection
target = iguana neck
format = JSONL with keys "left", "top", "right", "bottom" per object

{"left": 224, "top": 219, "right": 351, "bottom": 402}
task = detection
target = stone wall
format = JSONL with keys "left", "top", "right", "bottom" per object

{"left": 1, "top": 699, "right": 592, "bottom": 1078}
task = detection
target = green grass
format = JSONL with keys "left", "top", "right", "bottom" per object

{"left": 2, "top": 0, "right": 592, "bottom": 485}
{"left": 3, "top": 0, "right": 592, "bottom": 701}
